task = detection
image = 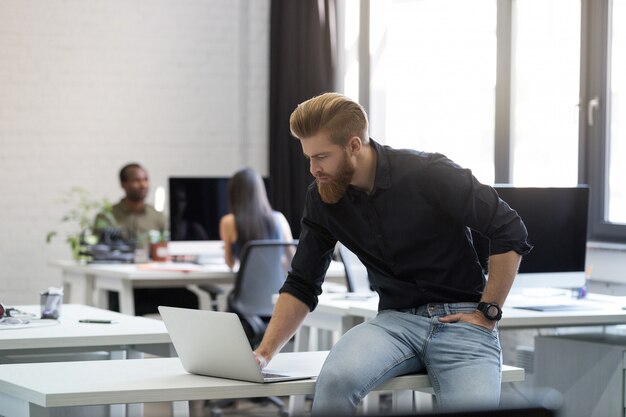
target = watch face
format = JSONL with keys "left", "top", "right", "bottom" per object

{"left": 478, "top": 302, "right": 501, "bottom": 320}
{"left": 486, "top": 305, "right": 499, "bottom": 319}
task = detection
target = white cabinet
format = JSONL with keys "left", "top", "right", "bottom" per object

{"left": 535, "top": 333, "right": 626, "bottom": 417}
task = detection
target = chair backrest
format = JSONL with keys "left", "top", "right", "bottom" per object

{"left": 337, "top": 244, "right": 372, "bottom": 293}
{"left": 229, "top": 240, "right": 298, "bottom": 317}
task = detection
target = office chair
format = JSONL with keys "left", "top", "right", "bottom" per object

{"left": 337, "top": 243, "right": 373, "bottom": 293}
{"left": 207, "top": 239, "right": 297, "bottom": 417}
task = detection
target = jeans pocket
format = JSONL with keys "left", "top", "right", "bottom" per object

{"left": 455, "top": 321, "right": 498, "bottom": 338}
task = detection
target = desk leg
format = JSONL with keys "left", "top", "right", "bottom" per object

{"left": 171, "top": 401, "right": 190, "bottom": 417}
{"left": 391, "top": 390, "right": 414, "bottom": 414}
{"left": 287, "top": 394, "right": 307, "bottom": 416}
{"left": 0, "top": 393, "right": 49, "bottom": 417}
{"left": 315, "top": 329, "right": 334, "bottom": 350}
{"left": 362, "top": 393, "right": 380, "bottom": 415}
{"left": 94, "top": 276, "right": 135, "bottom": 315}
{"left": 294, "top": 326, "right": 311, "bottom": 352}
{"left": 118, "top": 281, "right": 135, "bottom": 316}
{"left": 62, "top": 271, "right": 94, "bottom": 306}
{"left": 413, "top": 391, "right": 434, "bottom": 411}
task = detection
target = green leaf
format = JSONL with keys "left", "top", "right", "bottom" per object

{"left": 46, "top": 231, "right": 57, "bottom": 243}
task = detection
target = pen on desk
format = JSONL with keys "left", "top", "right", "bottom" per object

{"left": 78, "top": 319, "right": 117, "bottom": 324}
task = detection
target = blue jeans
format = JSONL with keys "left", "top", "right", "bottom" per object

{"left": 311, "top": 303, "right": 502, "bottom": 416}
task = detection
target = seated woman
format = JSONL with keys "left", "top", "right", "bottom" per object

{"left": 219, "top": 168, "right": 293, "bottom": 269}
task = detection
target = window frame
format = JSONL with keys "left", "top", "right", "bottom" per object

{"left": 585, "top": 0, "right": 626, "bottom": 241}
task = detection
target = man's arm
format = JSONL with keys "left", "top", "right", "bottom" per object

{"left": 480, "top": 250, "right": 522, "bottom": 306}
{"left": 253, "top": 292, "right": 310, "bottom": 367}
{"left": 439, "top": 250, "right": 521, "bottom": 330}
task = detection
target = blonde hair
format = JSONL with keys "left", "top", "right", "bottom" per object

{"left": 289, "top": 92, "right": 369, "bottom": 146}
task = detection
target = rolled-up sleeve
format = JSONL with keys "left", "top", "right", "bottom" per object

{"left": 279, "top": 191, "right": 337, "bottom": 311}
{"left": 482, "top": 196, "right": 533, "bottom": 256}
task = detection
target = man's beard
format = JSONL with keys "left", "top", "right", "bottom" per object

{"left": 317, "top": 153, "right": 355, "bottom": 204}
{"left": 126, "top": 190, "right": 147, "bottom": 202}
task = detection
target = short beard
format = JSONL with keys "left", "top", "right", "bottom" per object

{"left": 126, "top": 192, "right": 146, "bottom": 202}
{"left": 317, "top": 153, "right": 354, "bottom": 204}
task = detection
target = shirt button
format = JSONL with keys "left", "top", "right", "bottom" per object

{"left": 376, "top": 234, "right": 382, "bottom": 238}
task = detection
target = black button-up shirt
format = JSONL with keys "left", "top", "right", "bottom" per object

{"left": 280, "top": 139, "right": 532, "bottom": 312}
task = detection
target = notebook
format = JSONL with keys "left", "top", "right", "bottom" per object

{"left": 158, "top": 306, "right": 316, "bottom": 383}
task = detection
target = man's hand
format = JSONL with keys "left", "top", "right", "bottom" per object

{"left": 253, "top": 293, "right": 310, "bottom": 369}
{"left": 253, "top": 350, "right": 269, "bottom": 369}
{"left": 438, "top": 310, "right": 495, "bottom": 331}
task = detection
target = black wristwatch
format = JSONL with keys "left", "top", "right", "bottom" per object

{"left": 477, "top": 302, "right": 502, "bottom": 321}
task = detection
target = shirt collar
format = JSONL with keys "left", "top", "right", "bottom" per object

{"left": 118, "top": 199, "right": 147, "bottom": 215}
{"left": 370, "top": 138, "right": 391, "bottom": 191}
{"left": 345, "top": 138, "right": 391, "bottom": 200}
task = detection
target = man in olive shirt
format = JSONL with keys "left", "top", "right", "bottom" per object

{"left": 97, "top": 163, "right": 198, "bottom": 315}
{"left": 109, "top": 165, "right": 167, "bottom": 242}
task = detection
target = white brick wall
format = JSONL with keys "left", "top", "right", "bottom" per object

{"left": 0, "top": 0, "right": 270, "bottom": 304}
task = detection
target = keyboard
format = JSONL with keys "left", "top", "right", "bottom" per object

{"left": 261, "top": 371, "right": 289, "bottom": 378}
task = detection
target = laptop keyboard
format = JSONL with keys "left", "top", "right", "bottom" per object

{"left": 262, "top": 371, "right": 289, "bottom": 379}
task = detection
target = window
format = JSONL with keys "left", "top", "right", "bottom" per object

{"left": 337, "top": 0, "right": 361, "bottom": 102}
{"left": 607, "top": 0, "right": 626, "bottom": 224}
{"left": 369, "top": 0, "right": 496, "bottom": 184}
{"left": 509, "top": 0, "right": 581, "bottom": 186}
{"left": 338, "top": 0, "right": 626, "bottom": 241}
{"left": 340, "top": 0, "right": 582, "bottom": 186}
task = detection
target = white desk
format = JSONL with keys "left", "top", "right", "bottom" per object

{"left": 52, "top": 260, "right": 237, "bottom": 316}
{"left": 0, "top": 304, "right": 171, "bottom": 360}
{"left": 0, "top": 352, "right": 524, "bottom": 417}
{"left": 297, "top": 292, "right": 626, "bottom": 359}
{"left": 338, "top": 292, "right": 626, "bottom": 329}
{"left": 0, "top": 304, "right": 173, "bottom": 417}
{"left": 52, "top": 260, "right": 346, "bottom": 315}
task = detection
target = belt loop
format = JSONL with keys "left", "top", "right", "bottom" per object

{"left": 443, "top": 304, "right": 451, "bottom": 315}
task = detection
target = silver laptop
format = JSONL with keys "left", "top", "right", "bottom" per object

{"left": 158, "top": 306, "right": 316, "bottom": 383}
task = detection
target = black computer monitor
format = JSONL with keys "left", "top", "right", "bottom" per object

{"left": 472, "top": 185, "right": 589, "bottom": 290}
{"left": 168, "top": 177, "right": 271, "bottom": 241}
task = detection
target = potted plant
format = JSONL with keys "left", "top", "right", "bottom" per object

{"left": 46, "top": 187, "right": 114, "bottom": 261}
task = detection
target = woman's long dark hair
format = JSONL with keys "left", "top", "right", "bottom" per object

{"left": 228, "top": 168, "right": 277, "bottom": 247}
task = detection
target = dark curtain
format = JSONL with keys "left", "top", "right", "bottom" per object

{"left": 269, "top": 0, "right": 336, "bottom": 237}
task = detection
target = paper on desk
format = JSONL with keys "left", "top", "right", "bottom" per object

{"left": 136, "top": 262, "right": 207, "bottom": 272}
{"left": 0, "top": 319, "right": 59, "bottom": 330}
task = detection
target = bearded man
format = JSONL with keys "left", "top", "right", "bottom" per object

{"left": 253, "top": 93, "right": 532, "bottom": 415}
